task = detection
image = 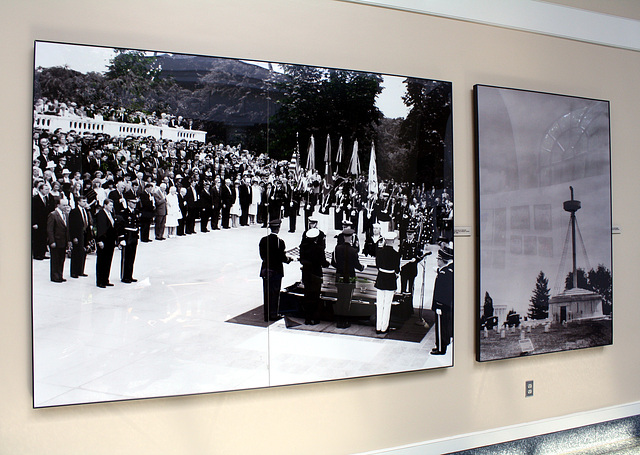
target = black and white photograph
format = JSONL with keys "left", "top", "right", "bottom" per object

{"left": 31, "top": 41, "right": 454, "bottom": 407}
{"left": 475, "top": 84, "right": 613, "bottom": 362}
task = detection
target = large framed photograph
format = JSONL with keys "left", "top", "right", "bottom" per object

{"left": 31, "top": 41, "right": 454, "bottom": 407}
{"left": 475, "top": 84, "right": 613, "bottom": 362}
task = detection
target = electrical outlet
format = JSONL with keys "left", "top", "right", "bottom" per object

{"left": 526, "top": 380, "right": 534, "bottom": 397}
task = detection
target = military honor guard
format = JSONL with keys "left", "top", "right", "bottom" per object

{"left": 374, "top": 231, "right": 401, "bottom": 334}
{"left": 119, "top": 195, "right": 140, "bottom": 283}
{"left": 431, "top": 245, "right": 454, "bottom": 355}
{"left": 259, "top": 219, "right": 292, "bottom": 321}
{"left": 331, "top": 228, "right": 365, "bottom": 329}
{"left": 299, "top": 227, "right": 329, "bottom": 325}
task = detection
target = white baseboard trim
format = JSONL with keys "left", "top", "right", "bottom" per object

{"left": 359, "top": 401, "right": 640, "bottom": 454}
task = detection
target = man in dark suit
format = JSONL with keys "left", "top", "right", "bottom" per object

{"left": 238, "top": 175, "right": 252, "bottom": 227}
{"left": 259, "top": 219, "right": 292, "bottom": 321}
{"left": 220, "top": 178, "right": 235, "bottom": 229}
{"left": 431, "top": 245, "right": 454, "bottom": 355}
{"left": 331, "top": 228, "right": 365, "bottom": 328}
{"left": 32, "top": 181, "right": 55, "bottom": 260}
{"left": 108, "top": 180, "right": 128, "bottom": 216}
{"left": 46, "top": 198, "right": 71, "bottom": 283}
{"left": 210, "top": 177, "right": 222, "bottom": 230}
{"left": 199, "top": 181, "right": 213, "bottom": 232}
{"left": 68, "top": 194, "right": 92, "bottom": 278}
{"left": 184, "top": 179, "right": 199, "bottom": 234}
{"left": 153, "top": 183, "right": 167, "bottom": 240}
{"left": 139, "top": 183, "right": 155, "bottom": 242}
{"left": 95, "top": 198, "right": 117, "bottom": 288}
{"left": 177, "top": 187, "right": 188, "bottom": 236}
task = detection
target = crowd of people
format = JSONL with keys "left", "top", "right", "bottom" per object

{"left": 35, "top": 97, "right": 194, "bottom": 129}
{"left": 32, "top": 103, "right": 454, "bottom": 353}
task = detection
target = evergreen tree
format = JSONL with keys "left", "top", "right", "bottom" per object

{"left": 588, "top": 265, "right": 613, "bottom": 316}
{"left": 483, "top": 292, "right": 494, "bottom": 319}
{"left": 565, "top": 268, "right": 588, "bottom": 290}
{"left": 528, "top": 271, "right": 550, "bottom": 320}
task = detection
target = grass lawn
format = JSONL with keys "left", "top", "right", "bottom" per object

{"left": 479, "top": 318, "right": 612, "bottom": 361}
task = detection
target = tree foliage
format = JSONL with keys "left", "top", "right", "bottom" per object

{"left": 400, "top": 79, "right": 452, "bottom": 187}
{"left": 564, "top": 265, "right": 613, "bottom": 316}
{"left": 483, "top": 291, "right": 494, "bottom": 318}
{"left": 269, "top": 65, "right": 383, "bottom": 162}
{"left": 528, "top": 271, "right": 550, "bottom": 320}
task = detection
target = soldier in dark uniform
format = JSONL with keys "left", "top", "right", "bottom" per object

{"left": 393, "top": 194, "right": 412, "bottom": 242}
{"left": 299, "top": 228, "right": 329, "bottom": 325}
{"left": 259, "top": 219, "right": 292, "bottom": 321}
{"left": 331, "top": 228, "right": 364, "bottom": 329}
{"left": 374, "top": 231, "right": 401, "bottom": 334}
{"left": 363, "top": 223, "right": 384, "bottom": 257}
{"left": 302, "top": 218, "right": 326, "bottom": 250}
{"left": 399, "top": 229, "right": 431, "bottom": 319}
{"left": 118, "top": 195, "right": 140, "bottom": 284}
{"left": 286, "top": 177, "right": 301, "bottom": 233}
{"left": 335, "top": 220, "right": 360, "bottom": 252}
{"left": 303, "top": 184, "right": 318, "bottom": 231}
{"left": 399, "top": 229, "right": 426, "bottom": 297}
{"left": 431, "top": 245, "right": 454, "bottom": 355}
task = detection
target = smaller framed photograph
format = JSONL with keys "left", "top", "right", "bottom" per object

{"left": 475, "top": 84, "right": 613, "bottom": 362}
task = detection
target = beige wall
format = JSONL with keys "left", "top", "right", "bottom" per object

{"left": 2, "top": 1, "right": 639, "bottom": 454}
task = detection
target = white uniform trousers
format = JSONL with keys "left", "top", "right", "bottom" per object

{"left": 376, "top": 289, "right": 394, "bottom": 331}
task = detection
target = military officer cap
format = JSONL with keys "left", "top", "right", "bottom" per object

{"left": 306, "top": 228, "right": 319, "bottom": 239}
{"left": 383, "top": 231, "right": 397, "bottom": 241}
{"left": 269, "top": 219, "right": 282, "bottom": 227}
{"left": 341, "top": 228, "right": 355, "bottom": 236}
{"left": 438, "top": 245, "right": 453, "bottom": 261}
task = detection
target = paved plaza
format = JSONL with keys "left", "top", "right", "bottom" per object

{"left": 32, "top": 216, "right": 451, "bottom": 407}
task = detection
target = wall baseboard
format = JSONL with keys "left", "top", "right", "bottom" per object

{"left": 359, "top": 401, "right": 640, "bottom": 454}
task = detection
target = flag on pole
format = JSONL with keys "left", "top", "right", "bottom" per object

{"left": 349, "top": 139, "right": 360, "bottom": 175}
{"left": 291, "top": 132, "right": 301, "bottom": 178}
{"left": 324, "top": 134, "right": 333, "bottom": 183}
{"left": 306, "top": 135, "right": 316, "bottom": 170}
{"left": 336, "top": 137, "right": 344, "bottom": 163}
{"left": 368, "top": 143, "right": 378, "bottom": 196}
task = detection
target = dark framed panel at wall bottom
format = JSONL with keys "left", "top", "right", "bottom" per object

{"left": 31, "top": 41, "right": 454, "bottom": 407}
{"left": 475, "top": 84, "right": 613, "bottom": 362}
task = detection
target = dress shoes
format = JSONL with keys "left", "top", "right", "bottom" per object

{"left": 71, "top": 275, "right": 78, "bottom": 278}
{"left": 201, "top": 229, "right": 209, "bottom": 233}
{"left": 97, "top": 284, "right": 106, "bottom": 288}
{"left": 52, "top": 278, "right": 66, "bottom": 283}
{"left": 79, "top": 273, "right": 88, "bottom": 277}
{"left": 430, "top": 348, "right": 446, "bottom": 355}
{"left": 121, "top": 278, "right": 138, "bottom": 283}
{"left": 106, "top": 282, "right": 114, "bottom": 287}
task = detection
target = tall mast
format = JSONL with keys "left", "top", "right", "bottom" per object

{"left": 563, "top": 186, "right": 581, "bottom": 289}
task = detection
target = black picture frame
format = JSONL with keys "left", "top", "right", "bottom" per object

{"left": 31, "top": 41, "right": 455, "bottom": 407}
{"left": 475, "top": 84, "right": 613, "bottom": 362}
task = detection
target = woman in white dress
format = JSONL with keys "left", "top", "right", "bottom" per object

{"left": 165, "top": 185, "right": 181, "bottom": 237}
{"left": 230, "top": 179, "right": 241, "bottom": 228}
{"left": 249, "top": 177, "right": 261, "bottom": 225}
